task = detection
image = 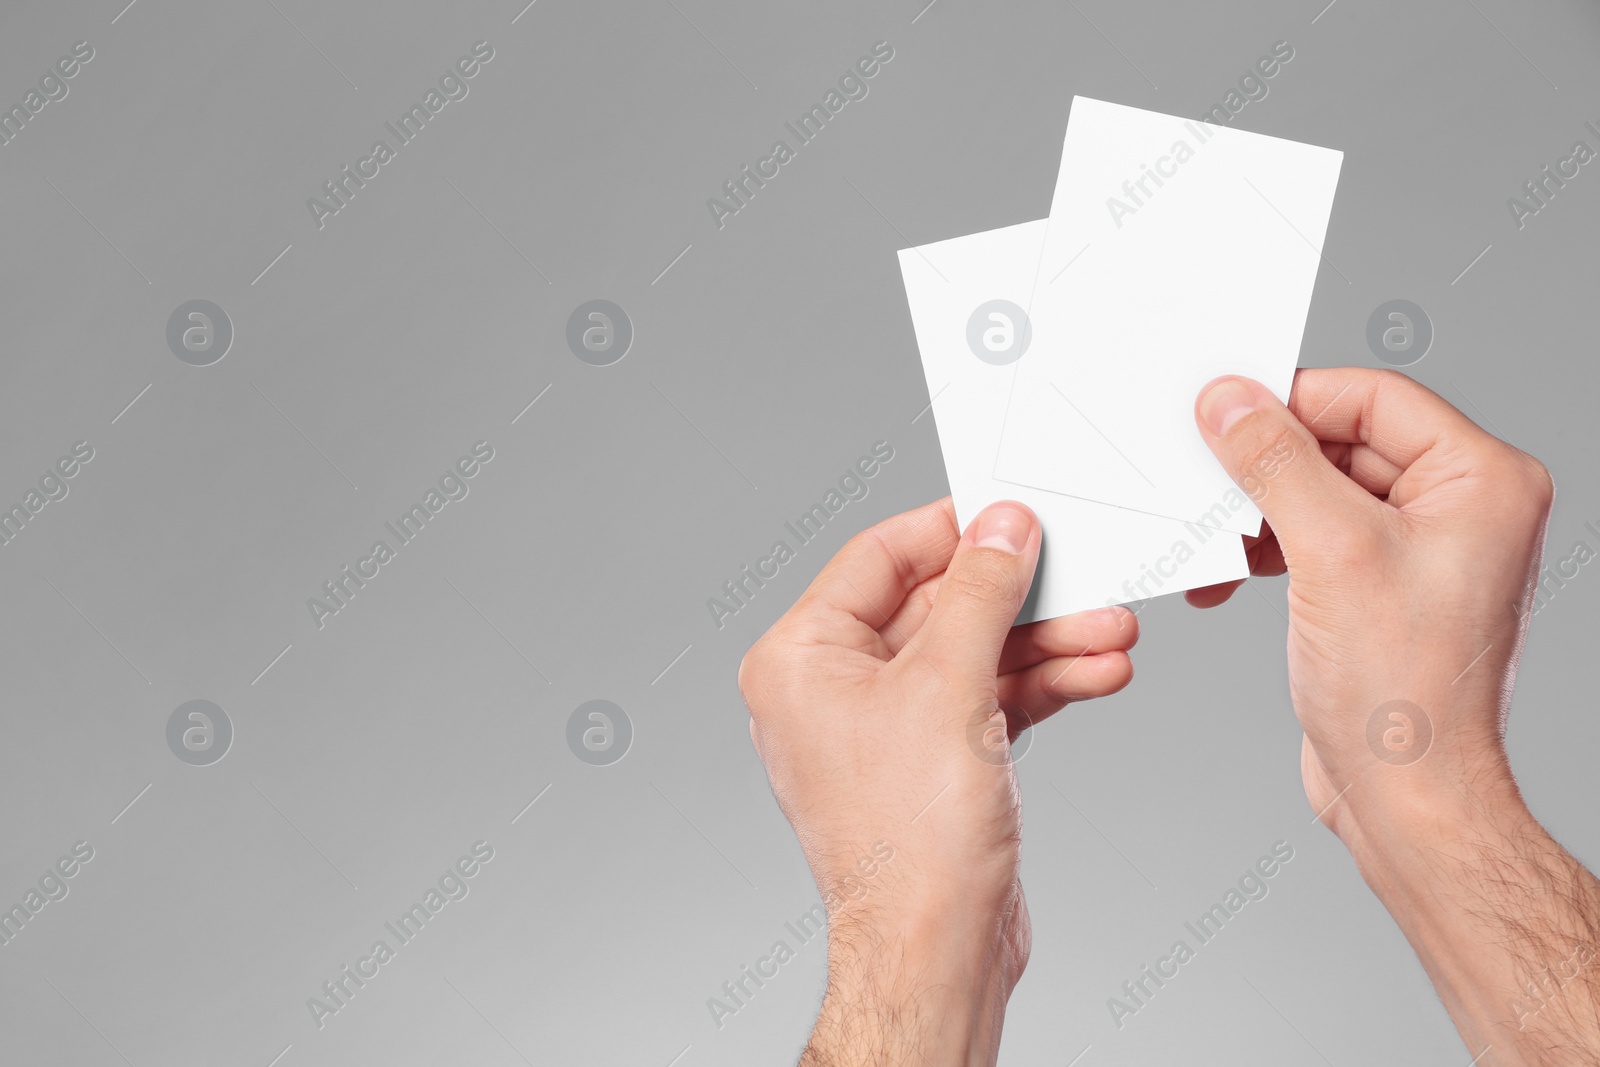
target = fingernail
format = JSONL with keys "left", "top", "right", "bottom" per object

{"left": 1199, "top": 378, "right": 1258, "bottom": 436}
{"left": 971, "top": 502, "right": 1032, "bottom": 555}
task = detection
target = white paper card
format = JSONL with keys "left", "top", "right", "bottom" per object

{"left": 898, "top": 219, "right": 1249, "bottom": 624}
{"left": 993, "top": 97, "right": 1344, "bottom": 535}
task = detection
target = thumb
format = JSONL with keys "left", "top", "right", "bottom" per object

{"left": 1195, "top": 376, "right": 1373, "bottom": 557}
{"left": 914, "top": 501, "right": 1041, "bottom": 681}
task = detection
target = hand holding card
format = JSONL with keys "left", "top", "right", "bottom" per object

{"left": 896, "top": 96, "right": 1343, "bottom": 620}
{"left": 898, "top": 220, "right": 1248, "bottom": 623}
{"left": 994, "top": 97, "right": 1343, "bottom": 535}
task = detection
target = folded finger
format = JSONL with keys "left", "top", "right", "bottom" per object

{"left": 1320, "top": 440, "right": 1405, "bottom": 498}
{"left": 796, "top": 498, "right": 958, "bottom": 630}
{"left": 1185, "top": 580, "right": 1244, "bottom": 609}
{"left": 1248, "top": 535, "right": 1286, "bottom": 577}
{"left": 997, "top": 606, "right": 1139, "bottom": 675}
{"left": 1289, "top": 367, "right": 1495, "bottom": 476}
{"left": 997, "top": 652, "right": 1134, "bottom": 723}
{"left": 874, "top": 574, "right": 942, "bottom": 656}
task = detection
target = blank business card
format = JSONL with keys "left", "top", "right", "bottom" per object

{"left": 993, "top": 97, "right": 1344, "bottom": 535}
{"left": 898, "top": 219, "right": 1248, "bottom": 623}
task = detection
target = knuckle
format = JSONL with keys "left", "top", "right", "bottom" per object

{"left": 947, "top": 557, "right": 1022, "bottom": 605}
{"left": 840, "top": 525, "right": 880, "bottom": 560}
{"left": 1480, "top": 447, "right": 1555, "bottom": 515}
{"left": 1370, "top": 367, "right": 1417, "bottom": 394}
{"left": 1518, "top": 454, "right": 1556, "bottom": 511}
{"left": 1232, "top": 420, "right": 1301, "bottom": 498}
{"left": 738, "top": 624, "right": 817, "bottom": 720}
{"left": 736, "top": 638, "right": 774, "bottom": 714}
{"left": 1370, "top": 367, "right": 1435, "bottom": 412}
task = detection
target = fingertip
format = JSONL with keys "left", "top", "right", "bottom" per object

{"left": 918, "top": 501, "right": 1043, "bottom": 680}
{"left": 1185, "top": 580, "right": 1244, "bottom": 609}
{"left": 1102, "top": 605, "right": 1140, "bottom": 649}
{"left": 1096, "top": 650, "right": 1135, "bottom": 695}
{"left": 1063, "top": 650, "right": 1134, "bottom": 698}
{"left": 1197, "top": 376, "right": 1265, "bottom": 438}
{"left": 966, "top": 500, "right": 1040, "bottom": 555}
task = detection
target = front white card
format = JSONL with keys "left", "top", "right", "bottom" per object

{"left": 898, "top": 219, "right": 1248, "bottom": 624}
{"left": 993, "top": 97, "right": 1344, "bottom": 535}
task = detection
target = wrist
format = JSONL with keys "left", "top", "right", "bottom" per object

{"left": 1332, "top": 755, "right": 1535, "bottom": 910}
{"left": 809, "top": 896, "right": 1020, "bottom": 1067}
{"left": 1316, "top": 700, "right": 1518, "bottom": 856}
{"left": 1326, "top": 753, "right": 1600, "bottom": 1057}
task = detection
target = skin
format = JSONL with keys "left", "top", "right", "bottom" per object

{"left": 740, "top": 367, "right": 1600, "bottom": 1066}
{"left": 1191, "top": 369, "right": 1599, "bottom": 1066}
{"left": 739, "top": 497, "right": 1136, "bottom": 1065}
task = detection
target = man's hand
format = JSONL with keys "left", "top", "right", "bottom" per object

{"left": 1190, "top": 368, "right": 1549, "bottom": 827}
{"left": 739, "top": 498, "right": 1137, "bottom": 1066}
{"left": 1193, "top": 369, "right": 1600, "bottom": 1065}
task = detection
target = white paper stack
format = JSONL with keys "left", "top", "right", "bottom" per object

{"left": 898, "top": 97, "right": 1343, "bottom": 623}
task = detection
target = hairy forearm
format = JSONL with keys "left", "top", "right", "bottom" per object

{"left": 801, "top": 970, "right": 1001, "bottom": 1067}
{"left": 1341, "top": 772, "right": 1600, "bottom": 1065}
{"left": 800, "top": 910, "right": 1016, "bottom": 1067}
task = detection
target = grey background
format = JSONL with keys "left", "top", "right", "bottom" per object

{"left": 1, "top": 0, "right": 1596, "bottom": 1064}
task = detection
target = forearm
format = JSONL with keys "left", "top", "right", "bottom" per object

{"left": 801, "top": 906, "right": 1018, "bottom": 1067}
{"left": 1338, "top": 770, "right": 1600, "bottom": 1065}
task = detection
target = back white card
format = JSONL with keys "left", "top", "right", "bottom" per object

{"left": 898, "top": 219, "right": 1248, "bottom": 624}
{"left": 994, "top": 97, "right": 1344, "bottom": 535}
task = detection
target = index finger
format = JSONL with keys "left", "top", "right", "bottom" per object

{"left": 1288, "top": 367, "right": 1495, "bottom": 471}
{"left": 794, "top": 497, "right": 960, "bottom": 628}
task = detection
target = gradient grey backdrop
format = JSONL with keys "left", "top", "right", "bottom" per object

{"left": 1, "top": 0, "right": 1596, "bottom": 1063}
